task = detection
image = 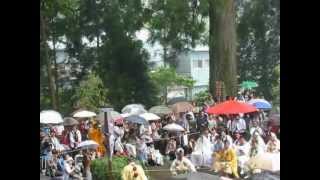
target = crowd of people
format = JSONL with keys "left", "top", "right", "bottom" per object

{"left": 40, "top": 93, "right": 280, "bottom": 180}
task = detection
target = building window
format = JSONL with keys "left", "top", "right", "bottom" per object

{"left": 198, "top": 60, "right": 203, "bottom": 68}
{"left": 204, "top": 59, "right": 209, "bottom": 67}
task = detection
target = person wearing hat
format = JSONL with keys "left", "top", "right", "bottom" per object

{"left": 170, "top": 148, "right": 197, "bottom": 176}
{"left": 121, "top": 156, "right": 148, "bottom": 180}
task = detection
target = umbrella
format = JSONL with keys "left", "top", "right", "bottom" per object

{"left": 206, "top": 100, "right": 258, "bottom": 115}
{"left": 247, "top": 152, "right": 280, "bottom": 172}
{"left": 73, "top": 110, "right": 97, "bottom": 118}
{"left": 163, "top": 123, "right": 185, "bottom": 132}
{"left": 63, "top": 117, "right": 79, "bottom": 126}
{"left": 171, "top": 102, "right": 193, "bottom": 114}
{"left": 40, "top": 110, "right": 64, "bottom": 124}
{"left": 149, "top": 105, "right": 172, "bottom": 116}
{"left": 121, "top": 104, "right": 147, "bottom": 115}
{"left": 248, "top": 99, "right": 272, "bottom": 110}
{"left": 125, "top": 115, "right": 148, "bottom": 125}
{"left": 139, "top": 113, "right": 161, "bottom": 121}
{"left": 77, "top": 140, "right": 99, "bottom": 149}
{"left": 240, "top": 81, "right": 258, "bottom": 90}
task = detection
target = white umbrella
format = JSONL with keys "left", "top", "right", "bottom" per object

{"left": 40, "top": 110, "right": 64, "bottom": 124}
{"left": 139, "top": 113, "right": 161, "bottom": 121}
{"left": 163, "top": 123, "right": 185, "bottom": 132}
{"left": 121, "top": 104, "right": 147, "bottom": 115}
{"left": 247, "top": 152, "right": 280, "bottom": 172}
{"left": 77, "top": 140, "right": 99, "bottom": 149}
{"left": 73, "top": 110, "right": 97, "bottom": 118}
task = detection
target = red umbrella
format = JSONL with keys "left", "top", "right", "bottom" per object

{"left": 206, "top": 100, "right": 258, "bottom": 115}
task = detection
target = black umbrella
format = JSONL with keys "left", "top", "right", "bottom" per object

{"left": 63, "top": 117, "right": 79, "bottom": 126}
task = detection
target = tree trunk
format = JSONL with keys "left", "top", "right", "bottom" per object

{"left": 40, "top": 13, "right": 58, "bottom": 110}
{"left": 209, "top": 0, "right": 238, "bottom": 97}
{"left": 52, "top": 36, "right": 60, "bottom": 110}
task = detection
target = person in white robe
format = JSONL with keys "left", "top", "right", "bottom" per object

{"left": 114, "top": 124, "right": 125, "bottom": 153}
{"left": 248, "top": 132, "right": 265, "bottom": 157}
{"left": 221, "top": 131, "right": 233, "bottom": 147}
{"left": 170, "top": 148, "right": 197, "bottom": 176}
{"left": 147, "top": 143, "right": 164, "bottom": 166}
{"left": 249, "top": 120, "right": 265, "bottom": 137}
{"left": 235, "top": 137, "right": 251, "bottom": 175}
{"left": 266, "top": 132, "right": 280, "bottom": 153}
{"left": 191, "top": 129, "right": 214, "bottom": 168}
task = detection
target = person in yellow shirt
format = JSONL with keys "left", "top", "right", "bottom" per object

{"left": 212, "top": 140, "right": 239, "bottom": 178}
{"left": 87, "top": 121, "right": 106, "bottom": 157}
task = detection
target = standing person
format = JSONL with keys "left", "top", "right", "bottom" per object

{"left": 49, "top": 129, "right": 64, "bottom": 152}
{"left": 136, "top": 137, "right": 148, "bottom": 165}
{"left": 208, "top": 115, "right": 217, "bottom": 130}
{"left": 180, "top": 131, "right": 189, "bottom": 152}
{"left": 170, "top": 148, "right": 197, "bottom": 176}
{"left": 231, "top": 115, "right": 246, "bottom": 136}
{"left": 196, "top": 111, "right": 208, "bottom": 131}
{"left": 166, "top": 137, "right": 177, "bottom": 161}
{"left": 69, "top": 125, "right": 82, "bottom": 150}
{"left": 88, "top": 122, "right": 106, "bottom": 157}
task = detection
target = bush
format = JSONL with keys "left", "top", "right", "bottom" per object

{"left": 91, "top": 156, "right": 147, "bottom": 180}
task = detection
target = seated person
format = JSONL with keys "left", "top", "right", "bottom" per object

{"left": 212, "top": 141, "right": 239, "bottom": 179}
{"left": 166, "top": 137, "right": 177, "bottom": 161}
{"left": 170, "top": 148, "right": 197, "bottom": 176}
{"left": 122, "top": 156, "right": 148, "bottom": 180}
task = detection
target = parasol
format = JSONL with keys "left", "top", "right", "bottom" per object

{"left": 240, "top": 81, "right": 258, "bottom": 90}
{"left": 206, "top": 100, "right": 258, "bottom": 115}
{"left": 63, "top": 117, "right": 79, "bottom": 126}
{"left": 77, "top": 140, "right": 99, "bottom": 149}
{"left": 149, "top": 105, "right": 172, "bottom": 116}
{"left": 163, "top": 123, "right": 185, "bottom": 132}
{"left": 248, "top": 99, "right": 272, "bottom": 110}
{"left": 121, "top": 104, "right": 147, "bottom": 115}
{"left": 139, "top": 113, "right": 161, "bottom": 121}
{"left": 73, "top": 110, "right": 97, "bottom": 118}
{"left": 40, "top": 110, "right": 64, "bottom": 124}
{"left": 125, "top": 115, "right": 148, "bottom": 125}
{"left": 171, "top": 102, "right": 193, "bottom": 114}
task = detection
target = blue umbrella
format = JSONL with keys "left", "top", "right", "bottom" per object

{"left": 124, "top": 115, "right": 148, "bottom": 125}
{"left": 248, "top": 99, "right": 272, "bottom": 109}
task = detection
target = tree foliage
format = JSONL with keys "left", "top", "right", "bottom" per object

{"left": 72, "top": 73, "right": 107, "bottom": 112}
{"left": 237, "top": 0, "right": 280, "bottom": 100}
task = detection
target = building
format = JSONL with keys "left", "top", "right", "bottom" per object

{"left": 175, "top": 46, "right": 209, "bottom": 100}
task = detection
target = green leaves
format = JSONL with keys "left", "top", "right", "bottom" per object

{"left": 72, "top": 73, "right": 107, "bottom": 112}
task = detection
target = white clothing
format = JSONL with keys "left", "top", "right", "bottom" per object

{"left": 53, "top": 125, "right": 64, "bottom": 136}
{"left": 250, "top": 127, "right": 264, "bottom": 136}
{"left": 170, "top": 157, "right": 197, "bottom": 175}
{"left": 235, "top": 142, "right": 251, "bottom": 170}
{"left": 231, "top": 119, "right": 246, "bottom": 133}
{"left": 191, "top": 135, "right": 213, "bottom": 167}
{"left": 125, "top": 144, "right": 137, "bottom": 158}
{"left": 69, "top": 130, "right": 82, "bottom": 149}
{"left": 115, "top": 137, "right": 124, "bottom": 153}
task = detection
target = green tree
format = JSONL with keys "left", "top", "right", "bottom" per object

{"left": 237, "top": 0, "right": 280, "bottom": 100}
{"left": 96, "top": 0, "right": 158, "bottom": 111}
{"left": 147, "top": 0, "right": 206, "bottom": 68}
{"left": 149, "top": 67, "right": 196, "bottom": 104}
{"left": 72, "top": 73, "right": 107, "bottom": 112}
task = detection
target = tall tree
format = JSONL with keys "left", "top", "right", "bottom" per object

{"left": 147, "top": 0, "right": 206, "bottom": 68}
{"left": 97, "top": 0, "right": 158, "bottom": 111}
{"left": 208, "top": 0, "right": 238, "bottom": 97}
{"left": 237, "top": 0, "right": 280, "bottom": 100}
